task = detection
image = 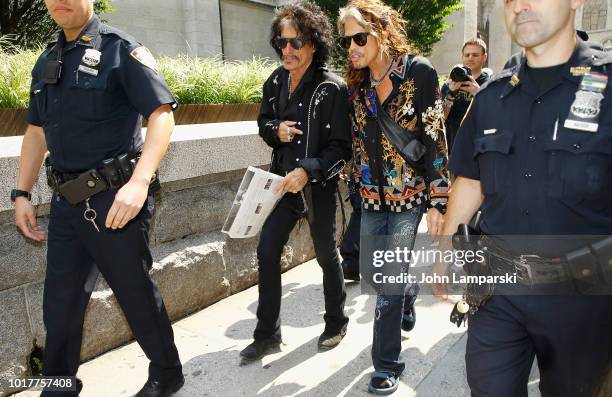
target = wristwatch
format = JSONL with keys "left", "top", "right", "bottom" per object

{"left": 10, "top": 189, "right": 32, "bottom": 202}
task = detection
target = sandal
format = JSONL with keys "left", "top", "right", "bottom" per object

{"left": 368, "top": 371, "right": 400, "bottom": 395}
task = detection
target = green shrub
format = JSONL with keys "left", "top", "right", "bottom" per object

{"left": 0, "top": 44, "right": 42, "bottom": 109}
{"left": 160, "top": 56, "right": 277, "bottom": 105}
{"left": 0, "top": 46, "right": 278, "bottom": 108}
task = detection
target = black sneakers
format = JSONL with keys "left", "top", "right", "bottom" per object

{"left": 318, "top": 326, "right": 348, "bottom": 351}
{"left": 239, "top": 338, "right": 282, "bottom": 363}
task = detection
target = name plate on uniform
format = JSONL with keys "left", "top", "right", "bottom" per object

{"left": 78, "top": 64, "right": 99, "bottom": 76}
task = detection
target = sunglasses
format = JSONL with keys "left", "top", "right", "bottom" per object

{"left": 274, "top": 36, "right": 308, "bottom": 50}
{"left": 339, "top": 32, "right": 370, "bottom": 49}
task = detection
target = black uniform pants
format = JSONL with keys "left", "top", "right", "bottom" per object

{"left": 42, "top": 190, "right": 182, "bottom": 395}
{"left": 466, "top": 294, "right": 612, "bottom": 397}
{"left": 254, "top": 182, "right": 348, "bottom": 341}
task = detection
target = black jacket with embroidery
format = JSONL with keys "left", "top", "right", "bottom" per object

{"left": 258, "top": 62, "right": 352, "bottom": 182}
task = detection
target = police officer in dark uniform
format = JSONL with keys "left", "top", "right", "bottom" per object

{"left": 13, "top": 1, "right": 183, "bottom": 396}
{"left": 438, "top": 0, "right": 612, "bottom": 396}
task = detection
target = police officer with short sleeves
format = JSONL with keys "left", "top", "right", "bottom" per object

{"left": 13, "top": 1, "right": 183, "bottom": 396}
{"left": 438, "top": 0, "right": 612, "bottom": 396}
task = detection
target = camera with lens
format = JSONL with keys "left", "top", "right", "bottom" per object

{"left": 449, "top": 64, "right": 472, "bottom": 82}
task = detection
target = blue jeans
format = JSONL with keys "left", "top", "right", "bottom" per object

{"left": 360, "top": 205, "right": 424, "bottom": 375}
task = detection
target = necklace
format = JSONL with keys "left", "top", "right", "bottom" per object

{"left": 369, "top": 58, "right": 394, "bottom": 88}
{"left": 288, "top": 74, "right": 292, "bottom": 99}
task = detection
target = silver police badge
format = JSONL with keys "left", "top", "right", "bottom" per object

{"left": 570, "top": 90, "right": 604, "bottom": 119}
{"left": 82, "top": 49, "right": 101, "bottom": 67}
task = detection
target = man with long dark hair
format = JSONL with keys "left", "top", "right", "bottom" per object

{"left": 239, "top": 0, "right": 352, "bottom": 363}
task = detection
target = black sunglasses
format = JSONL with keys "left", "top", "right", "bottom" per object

{"left": 274, "top": 36, "right": 308, "bottom": 50}
{"left": 339, "top": 32, "right": 370, "bottom": 49}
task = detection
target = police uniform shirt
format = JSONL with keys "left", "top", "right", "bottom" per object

{"left": 449, "top": 40, "right": 612, "bottom": 236}
{"left": 27, "top": 16, "right": 177, "bottom": 172}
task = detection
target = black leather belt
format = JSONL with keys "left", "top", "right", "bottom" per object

{"left": 485, "top": 249, "right": 569, "bottom": 285}
{"left": 482, "top": 236, "right": 612, "bottom": 293}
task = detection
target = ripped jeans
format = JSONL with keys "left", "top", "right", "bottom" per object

{"left": 360, "top": 205, "right": 424, "bottom": 375}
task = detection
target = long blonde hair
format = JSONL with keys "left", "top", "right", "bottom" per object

{"left": 338, "top": 0, "right": 417, "bottom": 90}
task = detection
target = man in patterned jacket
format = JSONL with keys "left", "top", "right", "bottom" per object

{"left": 338, "top": 0, "right": 450, "bottom": 394}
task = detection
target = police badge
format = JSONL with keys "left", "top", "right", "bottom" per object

{"left": 82, "top": 49, "right": 101, "bottom": 67}
{"left": 571, "top": 90, "right": 603, "bottom": 118}
{"left": 78, "top": 48, "right": 102, "bottom": 77}
{"left": 564, "top": 72, "right": 608, "bottom": 132}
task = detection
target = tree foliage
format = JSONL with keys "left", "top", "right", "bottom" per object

{"left": 0, "top": 0, "right": 115, "bottom": 50}
{"left": 313, "top": 0, "right": 462, "bottom": 62}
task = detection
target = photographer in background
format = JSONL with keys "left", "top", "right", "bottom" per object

{"left": 441, "top": 38, "right": 491, "bottom": 156}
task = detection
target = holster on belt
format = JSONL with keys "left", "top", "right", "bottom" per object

{"left": 565, "top": 236, "right": 612, "bottom": 294}
{"left": 453, "top": 223, "right": 494, "bottom": 309}
{"left": 45, "top": 153, "right": 160, "bottom": 205}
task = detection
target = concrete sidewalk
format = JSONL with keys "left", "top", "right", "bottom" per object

{"left": 16, "top": 257, "right": 541, "bottom": 397}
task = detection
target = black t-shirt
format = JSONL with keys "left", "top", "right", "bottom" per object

{"left": 525, "top": 63, "right": 566, "bottom": 95}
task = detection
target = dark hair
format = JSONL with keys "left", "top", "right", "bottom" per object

{"left": 269, "top": 1, "right": 334, "bottom": 65}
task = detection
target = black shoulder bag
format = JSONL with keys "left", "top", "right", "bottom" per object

{"left": 376, "top": 102, "right": 426, "bottom": 171}
{"left": 374, "top": 56, "right": 426, "bottom": 171}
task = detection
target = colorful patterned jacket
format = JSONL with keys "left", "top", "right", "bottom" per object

{"left": 350, "top": 54, "right": 450, "bottom": 212}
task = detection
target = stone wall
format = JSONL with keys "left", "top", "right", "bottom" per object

{"left": 106, "top": 0, "right": 223, "bottom": 57}
{"left": 220, "top": 0, "right": 277, "bottom": 62}
{"left": 429, "top": 0, "right": 477, "bottom": 75}
{"left": 0, "top": 122, "right": 344, "bottom": 396}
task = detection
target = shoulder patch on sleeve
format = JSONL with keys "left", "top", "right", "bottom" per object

{"left": 130, "top": 46, "right": 159, "bottom": 74}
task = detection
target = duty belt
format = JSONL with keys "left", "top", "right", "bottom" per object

{"left": 481, "top": 235, "right": 612, "bottom": 293}
{"left": 485, "top": 248, "right": 569, "bottom": 285}
{"left": 46, "top": 152, "right": 160, "bottom": 204}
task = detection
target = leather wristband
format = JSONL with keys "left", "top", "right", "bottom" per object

{"left": 11, "top": 189, "right": 32, "bottom": 202}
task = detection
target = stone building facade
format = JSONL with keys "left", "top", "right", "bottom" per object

{"left": 105, "top": 0, "right": 612, "bottom": 72}
{"left": 105, "top": 0, "right": 292, "bottom": 61}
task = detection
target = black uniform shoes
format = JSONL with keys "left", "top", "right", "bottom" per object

{"left": 134, "top": 375, "right": 185, "bottom": 397}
